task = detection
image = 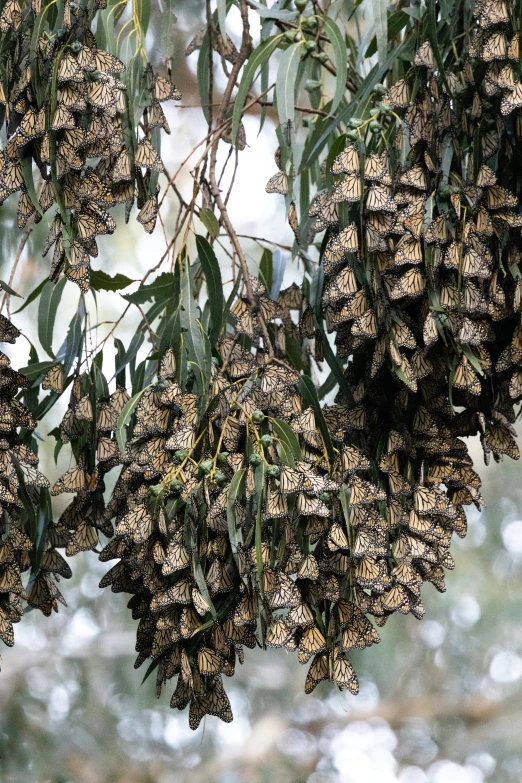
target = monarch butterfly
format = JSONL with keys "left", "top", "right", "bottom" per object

{"left": 286, "top": 603, "right": 315, "bottom": 629}
{"left": 509, "top": 371, "right": 522, "bottom": 400}
{"left": 137, "top": 195, "right": 158, "bottom": 234}
{"left": 97, "top": 436, "right": 119, "bottom": 462}
{"left": 475, "top": 206, "right": 493, "bottom": 236}
{"left": 153, "top": 74, "right": 182, "bottom": 102}
{"left": 325, "top": 521, "right": 348, "bottom": 552}
{"left": 288, "top": 201, "right": 300, "bottom": 243}
{"left": 0, "top": 0, "right": 22, "bottom": 32}
{"left": 58, "top": 84, "right": 88, "bottom": 111}
{"left": 263, "top": 487, "right": 288, "bottom": 519}
{"left": 16, "top": 191, "right": 35, "bottom": 230}
{"left": 366, "top": 185, "right": 397, "bottom": 213}
{"left": 484, "top": 422, "right": 520, "bottom": 460}
{"left": 332, "top": 173, "right": 361, "bottom": 203}
{"left": 296, "top": 493, "right": 329, "bottom": 517}
{"left": 0, "top": 612, "right": 14, "bottom": 647}
{"left": 331, "top": 144, "right": 359, "bottom": 174}
{"left": 487, "top": 186, "right": 518, "bottom": 210}
{"left": 340, "top": 445, "right": 370, "bottom": 474}
{"left": 305, "top": 652, "right": 329, "bottom": 693}
{"left": 322, "top": 267, "right": 358, "bottom": 303}
{"left": 384, "top": 79, "right": 410, "bottom": 108}
{"left": 197, "top": 647, "right": 223, "bottom": 676}
{"left": 58, "top": 52, "right": 84, "bottom": 84}
{"left": 459, "top": 317, "right": 487, "bottom": 345}
{"left": 51, "top": 465, "right": 87, "bottom": 495}
{"left": 355, "top": 556, "right": 390, "bottom": 590}
{"left": 399, "top": 165, "right": 427, "bottom": 191}
{"left": 299, "top": 625, "right": 327, "bottom": 663}
{"left": 481, "top": 131, "right": 499, "bottom": 159}
{"left": 387, "top": 268, "right": 425, "bottom": 300}
{"left": 482, "top": 31, "right": 508, "bottom": 61}
{"left": 265, "top": 171, "right": 288, "bottom": 194}
{"left": 149, "top": 100, "right": 171, "bottom": 133}
{"left": 352, "top": 309, "right": 377, "bottom": 339}
{"left": 42, "top": 364, "right": 63, "bottom": 394}
{"left": 382, "top": 584, "right": 410, "bottom": 614}
{"left": 394, "top": 236, "right": 423, "bottom": 266}
{"left": 258, "top": 364, "right": 299, "bottom": 393}
{"left": 110, "top": 148, "right": 132, "bottom": 182}
{"left": 338, "top": 224, "right": 359, "bottom": 252}
{"left": 507, "top": 33, "right": 519, "bottom": 61}
{"left": 414, "top": 41, "right": 435, "bottom": 68}
{"left": 424, "top": 214, "right": 449, "bottom": 244}
{"left": 297, "top": 553, "right": 319, "bottom": 581}
{"left": 135, "top": 138, "right": 164, "bottom": 172}
{"left": 265, "top": 618, "right": 291, "bottom": 648}
{"left": 189, "top": 680, "right": 233, "bottom": 730}
{"left": 477, "top": 0, "right": 509, "bottom": 27}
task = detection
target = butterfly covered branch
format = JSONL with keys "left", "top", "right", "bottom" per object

{"left": 0, "top": 0, "right": 521, "bottom": 732}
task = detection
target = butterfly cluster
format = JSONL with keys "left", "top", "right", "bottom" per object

{"left": 0, "top": 0, "right": 180, "bottom": 292}
{"left": 49, "top": 370, "right": 127, "bottom": 556}
{"left": 295, "top": 0, "right": 522, "bottom": 659}
{"left": 0, "top": 314, "right": 71, "bottom": 648}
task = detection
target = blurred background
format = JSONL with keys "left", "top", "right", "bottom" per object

{"left": 1, "top": 2, "right": 522, "bottom": 782}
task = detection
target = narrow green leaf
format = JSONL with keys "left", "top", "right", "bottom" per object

{"left": 18, "top": 360, "right": 57, "bottom": 382}
{"left": 247, "top": 0, "right": 297, "bottom": 20}
{"left": 270, "top": 249, "right": 286, "bottom": 300}
{"left": 254, "top": 463, "right": 266, "bottom": 597}
{"left": 323, "top": 18, "right": 348, "bottom": 113}
{"left": 272, "top": 418, "right": 301, "bottom": 467}
{"left": 0, "top": 280, "right": 22, "bottom": 298}
{"left": 298, "top": 375, "right": 335, "bottom": 462}
{"left": 56, "top": 296, "right": 85, "bottom": 376}
{"left": 122, "top": 272, "right": 175, "bottom": 304}
{"left": 217, "top": 0, "right": 226, "bottom": 38}
{"left": 193, "top": 559, "right": 217, "bottom": 619}
{"left": 38, "top": 278, "right": 67, "bottom": 359}
{"left": 275, "top": 42, "right": 303, "bottom": 127}
{"left": 116, "top": 386, "right": 150, "bottom": 453}
{"left": 227, "top": 468, "right": 246, "bottom": 565}
{"left": 13, "top": 277, "right": 47, "bottom": 314}
{"left": 90, "top": 270, "right": 136, "bottom": 292}
{"left": 20, "top": 156, "right": 44, "bottom": 217}
{"left": 196, "top": 234, "right": 224, "bottom": 346}
{"left": 232, "top": 35, "right": 282, "bottom": 144}
{"left": 371, "top": 0, "right": 388, "bottom": 67}
{"left": 199, "top": 208, "right": 220, "bottom": 239}
{"left": 197, "top": 31, "right": 211, "bottom": 123}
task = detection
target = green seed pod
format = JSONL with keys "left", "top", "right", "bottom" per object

{"left": 260, "top": 434, "right": 273, "bottom": 447}
{"left": 252, "top": 410, "right": 265, "bottom": 423}
{"left": 267, "top": 464, "right": 281, "bottom": 478}
{"left": 199, "top": 460, "right": 213, "bottom": 475}
{"left": 319, "top": 492, "right": 330, "bottom": 503}
{"left": 169, "top": 479, "right": 183, "bottom": 494}
{"left": 174, "top": 449, "right": 188, "bottom": 462}
{"left": 369, "top": 121, "right": 382, "bottom": 133}
{"left": 304, "top": 40, "right": 317, "bottom": 52}
{"left": 216, "top": 451, "right": 229, "bottom": 465}
{"left": 348, "top": 117, "right": 363, "bottom": 128}
{"left": 249, "top": 453, "right": 263, "bottom": 467}
{"left": 214, "top": 471, "right": 227, "bottom": 485}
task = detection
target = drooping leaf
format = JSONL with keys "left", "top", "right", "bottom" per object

{"left": 38, "top": 278, "right": 68, "bottom": 359}
{"left": 323, "top": 17, "right": 348, "bottom": 113}
{"left": 196, "top": 235, "right": 224, "bottom": 346}
{"left": 275, "top": 42, "right": 303, "bottom": 128}
{"left": 90, "top": 270, "right": 136, "bottom": 292}
{"left": 199, "top": 208, "right": 220, "bottom": 239}
{"left": 232, "top": 35, "right": 282, "bottom": 145}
